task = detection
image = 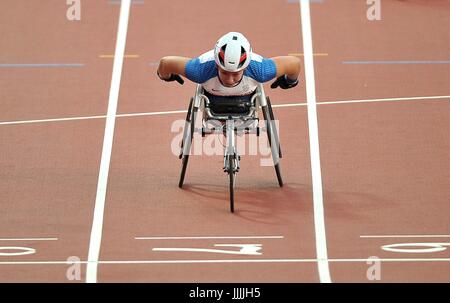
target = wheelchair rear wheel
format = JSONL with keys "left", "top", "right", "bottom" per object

{"left": 262, "top": 97, "right": 283, "bottom": 187}
{"left": 179, "top": 98, "right": 193, "bottom": 157}
{"left": 179, "top": 98, "right": 196, "bottom": 188}
{"left": 266, "top": 97, "right": 282, "bottom": 158}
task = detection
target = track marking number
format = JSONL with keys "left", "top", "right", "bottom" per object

{"left": 153, "top": 244, "right": 263, "bottom": 255}
{"left": 382, "top": 243, "right": 450, "bottom": 254}
{"left": 0, "top": 247, "right": 36, "bottom": 256}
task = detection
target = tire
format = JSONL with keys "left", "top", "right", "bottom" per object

{"left": 229, "top": 170, "right": 235, "bottom": 213}
{"left": 266, "top": 97, "right": 282, "bottom": 158}
{"left": 262, "top": 101, "right": 284, "bottom": 187}
{"left": 179, "top": 98, "right": 194, "bottom": 158}
{"left": 261, "top": 105, "right": 272, "bottom": 147}
{"left": 225, "top": 154, "right": 236, "bottom": 213}
{"left": 275, "top": 163, "right": 283, "bottom": 187}
{"left": 179, "top": 155, "right": 189, "bottom": 188}
{"left": 178, "top": 99, "right": 197, "bottom": 188}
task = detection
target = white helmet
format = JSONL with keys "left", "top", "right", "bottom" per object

{"left": 214, "top": 32, "right": 252, "bottom": 72}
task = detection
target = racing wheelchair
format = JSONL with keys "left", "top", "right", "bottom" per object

{"left": 176, "top": 79, "right": 283, "bottom": 213}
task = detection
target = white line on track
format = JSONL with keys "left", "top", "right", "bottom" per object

{"left": 0, "top": 238, "right": 58, "bottom": 241}
{"left": 2, "top": 258, "right": 450, "bottom": 265}
{"left": 108, "top": 0, "right": 144, "bottom": 4}
{"left": 361, "top": 235, "right": 450, "bottom": 238}
{"left": 86, "top": 0, "right": 131, "bottom": 283}
{"left": 135, "top": 236, "right": 284, "bottom": 240}
{"left": 0, "top": 115, "right": 107, "bottom": 126}
{"left": 299, "top": 0, "right": 332, "bottom": 283}
{"left": 0, "top": 64, "right": 85, "bottom": 68}
{"left": 274, "top": 94, "right": 450, "bottom": 108}
{"left": 1, "top": 95, "right": 449, "bottom": 126}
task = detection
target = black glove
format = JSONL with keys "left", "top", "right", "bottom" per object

{"left": 271, "top": 75, "right": 298, "bottom": 89}
{"left": 157, "top": 71, "right": 184, "bottom": 85}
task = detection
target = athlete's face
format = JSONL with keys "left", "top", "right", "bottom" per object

{"left": 217, "top": 66, "right": 244, "bottom": 87}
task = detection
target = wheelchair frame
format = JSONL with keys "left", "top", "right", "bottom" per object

{"left": 178, "top": 83, "right": 283, "bottom": 213}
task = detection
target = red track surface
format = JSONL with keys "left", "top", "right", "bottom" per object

{"left": 1, "top": 0, "right": 449, "bottom": 282}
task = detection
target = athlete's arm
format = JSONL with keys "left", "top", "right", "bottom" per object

{"left": 157, "top": 56, "right": 191, "bottom": 80}
{"left": 271, "top": 56, "right": 301, "bottom": 80}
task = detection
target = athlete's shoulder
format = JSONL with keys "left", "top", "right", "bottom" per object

{"left": 185, "top": 49, "right": 217, "bottom": 84}
{"left": 249, "top": 52, "right": 264, "bottom": 62}
{"left": 245, "top": 53, "right": 277, "bottom": 83}
{"left": 198, "top": 49, "right": 215, "bottom": 63}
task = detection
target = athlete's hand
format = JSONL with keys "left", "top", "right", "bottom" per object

{"left": 271, "top": 75, "right": 298, "bottom": 89}
{"left": 157, "top": 71, "right": 184, "bottom": 85}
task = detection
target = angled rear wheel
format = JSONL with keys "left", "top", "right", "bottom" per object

{"left": 179, "top": 98, "right": 196, "bottom": 188}
{"left": 262, "top": 97, "right": 283, "bottom": 187}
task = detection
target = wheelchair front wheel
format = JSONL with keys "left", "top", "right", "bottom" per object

{"left": 225, "top": 154, "right": 237, "bottom": 213}
{"left": 229, "top": 170, "right": 235, "bottom": 213}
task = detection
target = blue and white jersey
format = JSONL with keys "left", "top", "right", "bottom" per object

{"left": 185, "top": 50, "right": 277, "bottom": 96}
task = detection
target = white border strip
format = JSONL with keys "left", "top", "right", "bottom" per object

{"left": 300, "top": 0, "right": 332, "bottom": 283}
{"left": 1, "top": 95, "right": 449, "bottom": 126}
{"left": 86, "top": 0, "right": 131, "bottom": 283}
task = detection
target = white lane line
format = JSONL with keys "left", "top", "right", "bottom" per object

{"left": 0, "top": 115, "right": 107, "bottom": 126}
{"left": 135, "top": 236, "right": 284, "bottom": 240}
{"left": 273, "top": 94, "right": 450, "bottom": 108}
{"left": 108, "top": 0, "right": 144, "bottom": 4}
{"left": 117, "top": 109, "right": 188, "bottom": 117}
{"left": 299, "top": 0, "right": 331, "bottom": 283}
{"left": 316, "top": 95, "right": 450, "bottom": 106}
{"left": 2, "top": 95, "right": 450, "bottom": 126}
{"left": 0, "top": 63, "right": 85, "bottom": 68}
{"left": 343, "top": 60, "right": 450, "bottom": 65}
{"left": 0, "top": 110, "right": 187, "bottom": 126}
{"left": 0, "top": 238, "right": 58, "bottom": 241}
{"left": 361, "top": 235, "right": 450, "bottom": 238}
{"left": 86, "top": 0, "right": 131, "bottom": 284}
{"left": 2, "top": 257, "right": 450, "bottom": 265}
